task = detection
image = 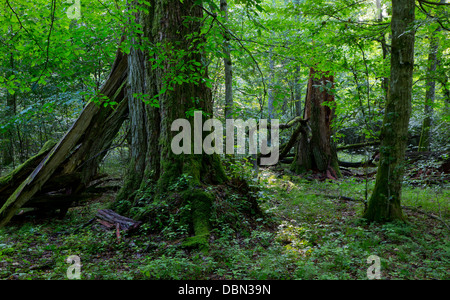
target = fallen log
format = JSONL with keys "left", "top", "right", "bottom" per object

{"left": 278, "top": 120, "right": 309, "bottom": 161}
{"left": 405, "top": 151, "right": 449, "bottom": 161}
{"left": 254, "top": 118, "right": 310, "bottom": 165}
{"left": 338, "top": 160, "right": 376, "bottom": 168}
{"left": 337, "top": 141, "right": 380, "bottom": 151}
{"left": 0, "top": 45, "right": 128, "bottom": 227}
{"left": 0, "top": 141, "right": 56, "bottom": 205}
{"left": 95, "top": 209, "right": 142, "bottom": 232}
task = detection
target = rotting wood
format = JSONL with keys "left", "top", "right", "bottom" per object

{"left": 95, "top": 209, "right": 142, "bottom": 232}
{"left": 337, "top": 141, "right": 380, "bottom": 151}
{"left": 0, "top": 45, "right": 129, "bottom": 228}
{"left": 0, "top": 141, "right": 56, "bottom": 205}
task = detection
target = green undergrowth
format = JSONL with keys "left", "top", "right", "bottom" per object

{"left": 0, "top": 159, "right": 449, "bottom": 280}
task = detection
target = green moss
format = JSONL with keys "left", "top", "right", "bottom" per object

{"left": 181, "top": 233, "right": 209, "bottom": 252}
{"left": 182, "top": 157, "right": 202, "bottom": 185}
{"left": 157, "top": 156, "right": 184, "bottom": 192}
{"left": 208, "top": 154, "right": 228, "bottom": 184}
{"left": 0, "top": 140, "right": 56, "bottom": 188}
{"left": 363, "top": 163, "right": 406, "bottom": 223}
{"left": 181, "top": 188, "right": 214, "bottom": 253}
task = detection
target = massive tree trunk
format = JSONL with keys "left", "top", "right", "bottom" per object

{"left": 115, "top": 3, "right": 159, "bottom": 208}
{"left": 363, "top": 0, "right": 415, "bottom": 223}
{"left": 116, "top": 0, "right": 228, "bottom": 250}
{"left": 291, "top": 68, "right": 341, "bottom": 178}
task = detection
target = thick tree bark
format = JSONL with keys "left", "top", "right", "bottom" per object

{"left": 363, "top": 0, "right": 415, "bottom": 223}
{"left": 291, "top": 68, "right": 341, "bottom": 178}
{"left": 115, "top": 4, "right": 155, "bottom": 207}
{"left": 115, "top": 0, "right": 228, "bottom": 251}
{"left": 153, "top": 0, "right": 228, "bottom": 251}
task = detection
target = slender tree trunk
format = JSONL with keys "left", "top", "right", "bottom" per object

{"left": 418, "top": 31, "right": 439, "bottom": 152}
{"left": 1, "top": 52, "right": 16, "bottom": 167}
{"left": 294, "top": 67, "right": 302, "bottom": 117}
{"left": 376, "top": 0, "right": 389, "bottom": 104}
{"left": 291, "top": 68, "right": 341, "bottom": 178}
{"left": 418, "top": 0, "right": 446, "bottom": 151}
{"left": 363, "top": 0, "right": 415, "bottom": 223}
{"left": 443, "top": 77, "right": 450, "bottom": 109}
{"left": 268, "top": 48, "right": 275, "bottom": 122}
{"left": 221, "top": 0, "right": 233, "bottom": 120}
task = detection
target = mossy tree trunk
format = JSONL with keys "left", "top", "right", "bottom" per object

{"left": 363, "top": 0, "right": 415, "bottom": 223}
{"left": 116, "top": 0, "right": 227, "bottom": 251}
{"left": 115, "top": 3, "right": 159, "bottom": 207}
{"left": 291, "top": 68, "right": 341, "bottom": 178}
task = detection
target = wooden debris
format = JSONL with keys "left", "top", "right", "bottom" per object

{"left": 0, "top": 46, "right": 128, "bottom": 227}
{"left": 95, "top": 209, "right": 142, "bottom": 233}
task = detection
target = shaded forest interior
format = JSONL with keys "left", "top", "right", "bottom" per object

{"left": 0, "top": 0, "right": 449, "bottom": 280}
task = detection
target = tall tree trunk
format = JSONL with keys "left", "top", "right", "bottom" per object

{"left": 363, "top": 0, "right": 415, "bottom": 223}
{"left": 1, "top": 52, "right": 16, "bottom": 167}
{"left": 418, "top": 30, "right": 439, "bottom": 152}
{"left": 221, "top": 0, "right": 233, "bottom": 120}
{"left": 267, "top": 46, "right": 275, "bottom": 147}
{"left": 268, "top": 48, "right": 275, "bottom": 122}
{"left": 115, "top": 2, "right": 156, "bottom": 208}
{"left": 376, "top": 0, "right": 389, "bottom": 104}
{"left": 294, "top": 67, "right": 302, "bottom": 117}
{"left": 291, "top": 68, "right": 341, "bottom": 178}
{"left": 116, "top": 0, "right": 228, "bottom": 251}
{"left": 418, "top": 0, "right": 446, "bottom": 151}
{"left": 150, "top": 0, "right": 227, "bottom": 186}
{"left": 154, "top": 0, "right": 228, "bottom": 251}
{"left": 443, "top": 76, "right": 450, "bottom": 109}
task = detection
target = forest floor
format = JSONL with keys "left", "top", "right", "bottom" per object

{"left": 0, "top": 159, "right": 449, "bottom": 280}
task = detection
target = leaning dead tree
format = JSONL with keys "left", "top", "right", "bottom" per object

{"left": 0, "top": 47, "right": 129, "bottom": 227}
